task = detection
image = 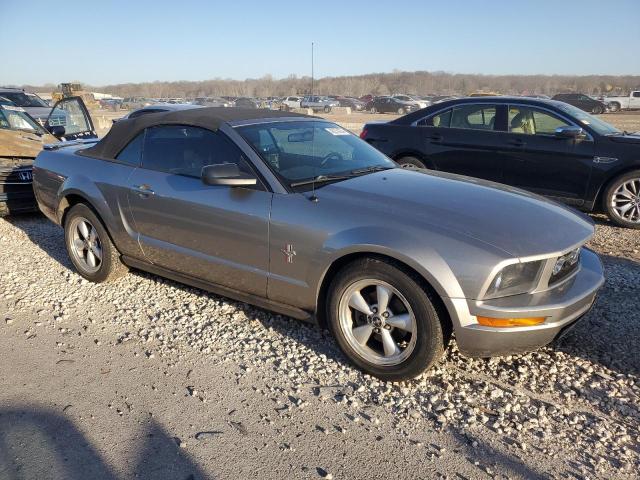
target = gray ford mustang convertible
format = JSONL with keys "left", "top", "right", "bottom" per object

{"left": 33, "top": 108, "right": 604, "bottom": 380}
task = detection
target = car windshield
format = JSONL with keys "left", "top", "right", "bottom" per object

{"left": 554, "top": 102, "right": 621, "bottom": 135}
{"left": 237, "top": 121, "right": 396, "bottom": 186}
{"left": 1, "top": 92, "right": 49, "bottom": 108}
{"left": 0, "top": 106, "right": 46, "bottom": 133}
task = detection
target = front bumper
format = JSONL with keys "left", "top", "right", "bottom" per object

{"left": 447, "top": 248, "right": 604, "bottom": 357}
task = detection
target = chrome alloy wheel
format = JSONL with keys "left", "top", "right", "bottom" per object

{"left": 69, "top": 216, "right": 103, "bottom": 273}
{"left": 611, "top": 177, "right": 640, "bottom": 224}
{"left": 338, "top": 279, "right": 417, "bottom": 366}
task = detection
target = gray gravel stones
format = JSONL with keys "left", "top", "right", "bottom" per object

{"left": 1, "top": 214, "right": 639, "bottom": 479}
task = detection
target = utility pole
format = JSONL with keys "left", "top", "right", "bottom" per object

{"left": 311, "top": 42, "right": 314, "bottom": 96}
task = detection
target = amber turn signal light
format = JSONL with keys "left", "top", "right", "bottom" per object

{"left": 477, "top": 316, "right": 546, "bottom": 327}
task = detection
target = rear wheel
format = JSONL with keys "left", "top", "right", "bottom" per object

{"left": 608, "top": 102, "right": 621, "bottom": 113}
{"left": 396, "top": 156, "right": 427, "bottom": 170}
{"left": 370, "top": 106, "right": 377, "bottom": 113}
{"left": 64, "top": 203, "right": 128, "bottom": 282}
{"left": 604, "top": 171, "right": 640, "bottom": 229}
{"left": 397, "top": 107, "right": 405, "bottom": 115}
{"left": 324, "top": 105, "right": 331, "bottom": 113}
{"left": 327, "top": 258, "right": 446, "bottom": 381}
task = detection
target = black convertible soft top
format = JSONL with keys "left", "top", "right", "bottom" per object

{"left": 81, "top": 107, "right": 311, "bottom": 160}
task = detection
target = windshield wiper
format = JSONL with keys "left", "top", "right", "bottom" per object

{"left": 290, "top": 174, "right": 353, "bottom": 188}
{"left": 349, "top": 165, "right": 394, "bottom": 175}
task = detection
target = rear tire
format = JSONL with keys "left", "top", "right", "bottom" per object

{"left": 324, "top": 106, "right": 331, "bottom": 113}
{"left": 608, "top": 102, "right": 621, "bottom": 113}
{"left": 370, "top": 107, "right": 377, "bottom": 113}
{"left": 396, "top": 156, "right": 427, "bottom": 170}
{"left": 603, "top": 170, "right": 640, "bottom": 229}
{"left": 64, "top": 203, "right": 128, "bottom": 282}
{"left": 327, "top": 257, "right": 445, "bottom": 381}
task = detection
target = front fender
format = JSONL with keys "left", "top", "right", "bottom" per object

{"left": 318, "top": 226, "right": 465, "bottom": 300}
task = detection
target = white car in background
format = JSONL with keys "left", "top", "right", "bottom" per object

{"left": 604, "top": 91, "right": 640, "bottom": 112}
{"left": 392, "top": 94, "right": 430, "bottom": 109}
{"left": 281, "top": 96, "right": 303, "bottom": 110}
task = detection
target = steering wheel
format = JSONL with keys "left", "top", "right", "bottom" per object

{"left": 320, "top": 152, "right": 344, "bottom": 167}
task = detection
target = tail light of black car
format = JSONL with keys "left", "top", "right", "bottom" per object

{"left": 360, "top": 128, "right": 368, "bottom": 140}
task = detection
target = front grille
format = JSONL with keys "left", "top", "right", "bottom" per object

{"left": 549, "top": 248, "right": 581, "bottom": 285}
{"left": 0, "top": 167, "right": 34, "bottom": 194}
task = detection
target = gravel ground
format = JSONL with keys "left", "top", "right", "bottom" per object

{"left": 0, "top": 212, "right": 638, "bottom": 479}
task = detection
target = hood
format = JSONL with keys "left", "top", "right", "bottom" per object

{"left": 0, "top": 129, "right": 58, "bottom": 158}
{"left": 607, "top": 133, "right": 640, "bottom": 144}
{"left": 318, "top": 169, "right": 594, "bottom": 258}
{"left": 20, "top": 106, "right": 53, "bottom": 121}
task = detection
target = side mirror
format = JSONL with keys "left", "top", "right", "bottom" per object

{"left": 201, "top": 163, "right": 257, "bottom": 187}
{"left": 47, "top": 125, "right": 66, "bottom": 138}
{"left": 555, "top": 126, "right": 585, "bottom": 139}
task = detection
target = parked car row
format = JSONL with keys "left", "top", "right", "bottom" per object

{"left": 29, "top": 106, "right": 605, "bottom": 382}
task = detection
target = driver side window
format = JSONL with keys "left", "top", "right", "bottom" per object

{"left": 141, "top": 125, "right": 254, "bottom": 178}
{"left": 508, "top": 106, "right": 570, "bottom": 135}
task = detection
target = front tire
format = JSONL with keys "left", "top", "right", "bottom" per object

{"left": 64, "top": 203, "right": 128, "bottom": 282}
{"left": 591, "top": 105, "right": 604, "bottom": 114}
{"left": 324, "top": 106, "right": 331, "bottom": 113}
{"left": 327, "top": 257, "right": 446, "bottom": 381}
{"left": 370, "top": 107, "right": 377, "bottom": 113}
{"left": 603, "top": 171, "right": 640, "bottom": 229}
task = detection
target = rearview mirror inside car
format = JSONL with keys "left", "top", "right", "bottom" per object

{"left": 555, "top": 126, "right": 585, "bottom": 139}
{"left": 201, "top": 163, "right": 257, "bottom": 187}
{"left": 288, "top": 130, "right": 314, "bottom": 142}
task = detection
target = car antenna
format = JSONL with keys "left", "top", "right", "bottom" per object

{"left": 309, "top": 119, "right": 319, "bottom": 203}
{"left": 309, "top": 43, "right": 319, "bottom": 203}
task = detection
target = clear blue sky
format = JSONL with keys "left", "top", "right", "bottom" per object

{"left": 2, "top": 0, "right": 638, "bottom": 86}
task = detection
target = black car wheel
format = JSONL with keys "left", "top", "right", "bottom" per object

{"left": 327, "top": 257, "right": 446, "bottom": 381}
{"left": 396, "top": 156, "right": 427, "bottom": 170}
{"left": 370, "top": 107, "right": 377, "bottom": 113}
{"left": 397, "top": 107, "right": 405, "bottom": 115}
{"left": 324, "top": 106, "right": 331, "bottom": 113}
{"left": 64, "top": 204, "right": 128, "bottom": 282}
{"left": 604, "top": 170, "right": 640, "bottom": 229}
{"left": 591, "top": 105, "right": 604, "bottom": 115}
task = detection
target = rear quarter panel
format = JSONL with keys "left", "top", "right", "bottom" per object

{"left": 33, "top": 147, "right": 141, "bottom": 257}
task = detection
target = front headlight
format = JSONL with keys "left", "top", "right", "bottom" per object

{"left": 484, "top": 260, "right": 545, "bottom": 299}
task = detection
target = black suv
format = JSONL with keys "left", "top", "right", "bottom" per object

{"left": 552, "top": 93, "right": 608, "bottom": 115}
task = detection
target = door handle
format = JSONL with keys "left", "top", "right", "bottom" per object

{"left": 428, "top": 134, "right": 443, "bottom": 143}
{"left": 507, "top": 138, "right": 526, "bottom": 148}
{"left": 132, "top": 184, "right": 155, "bottom": 196}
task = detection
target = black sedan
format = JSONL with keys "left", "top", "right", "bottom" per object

{"left": 552, "top": 93, "right": 608, "bottom": 115}
{"left": 366, "top": 96, "right": 419, "bottom": 115}
{"left": 361, "top": 97, "right": 640, "bottom": 228}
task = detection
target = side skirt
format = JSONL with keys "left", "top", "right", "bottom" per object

{"left": 121, "top": 255, "right": 315, "bottom": 323}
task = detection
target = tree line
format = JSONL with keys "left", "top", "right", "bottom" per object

{"left": 23, "top": 71, "right": 640, "bottom": 98}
